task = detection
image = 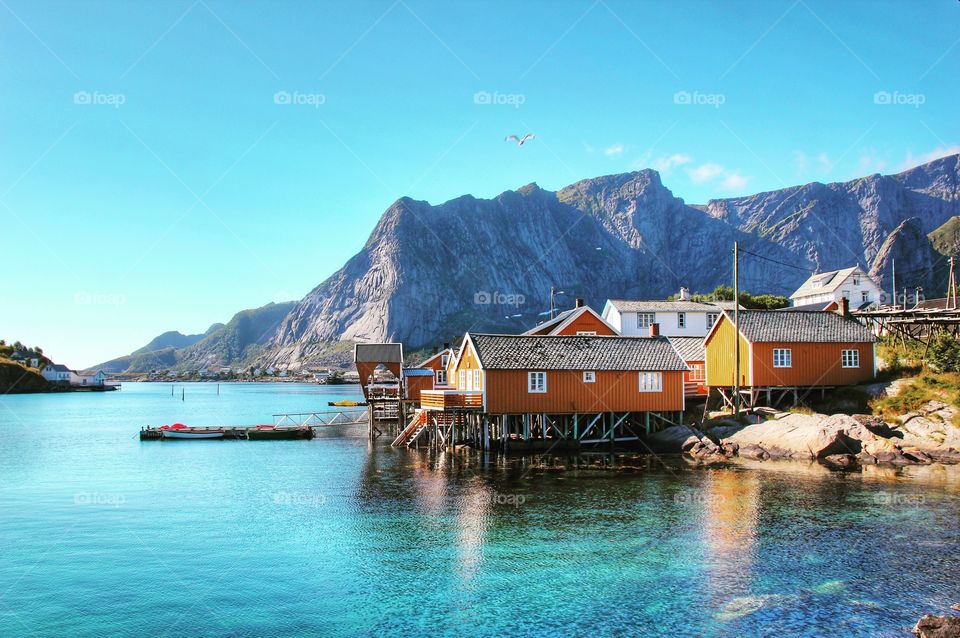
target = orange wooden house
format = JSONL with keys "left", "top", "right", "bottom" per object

{"left": 668, "top": 336, "right": 708, "bottom": 397}
{"left": 522, "top": 303, "right": 618, "bottom": 337}
{"left": 416, "top": 332, "right": 688, "bottom": 447}
{"left": 705, "top": 303, "right": 876, "bottom": 407}
{"left": 402, "top": 347, "right": 454, "bottom": 403}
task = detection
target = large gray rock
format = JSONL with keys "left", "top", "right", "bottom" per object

{"left": 714, "top": 413, "right": 864, "bottom": 460}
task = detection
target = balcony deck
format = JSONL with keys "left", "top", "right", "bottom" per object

{"left": 420, "top": 389, "right": 483, "bottom": 411}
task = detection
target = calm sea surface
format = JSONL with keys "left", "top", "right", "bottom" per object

{"left": 1, "top": 382, "right": 958, "bottom": 637}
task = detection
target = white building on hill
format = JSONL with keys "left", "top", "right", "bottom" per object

{"left": 789, "top": 267, "right": 884, "bottom": 309}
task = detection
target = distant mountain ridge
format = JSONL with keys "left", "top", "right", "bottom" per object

{"left": 97, "top": 154, "right": 960, "bottom": 372}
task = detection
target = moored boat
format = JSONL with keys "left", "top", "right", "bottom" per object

{"left": 159, "top": 424, "right": 225, "bottom": 440}
{"left": 328, "top": 400, "right": 367, "bottom": 407}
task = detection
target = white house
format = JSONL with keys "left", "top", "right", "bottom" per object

{"left": 42, "top": 363, "right": 71, "bottom": 383}
{"left": 790, "top": 267, "right": 884, "bottom": 309}
{"left": 602, "top": 293, "right": 739, "bottom": 338}
{"left": 69, "top": 370, "right": 106, "bottom": 386}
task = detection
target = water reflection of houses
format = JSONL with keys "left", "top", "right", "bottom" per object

{"left": 700, "top": 470, "right": 761, "bottom": 608}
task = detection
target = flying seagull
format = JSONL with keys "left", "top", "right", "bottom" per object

{"left": 505, "top": 134, "right": 535, "bottom": 146}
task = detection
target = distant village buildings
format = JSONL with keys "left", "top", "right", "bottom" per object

{"left": 789, "top": 267, "right": 883, "bottom": 309}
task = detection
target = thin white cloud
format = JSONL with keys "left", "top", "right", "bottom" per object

{"left": 652, "top": 153, "right": 692, "bottom": 173}
{"left": 604, "top": 144, "right": 626, "bottom": 158}
{"left": 686, "top": 162, "right": 724, "bottom": 183}
{"left": 900, "top": 145, "right": 960, "bottom": 171}
{"left": 856, "top": 148, "right": 888, "bottom": 175}
{"left": 719, "top": 172, "right": 750, "bottom": 191}
{"left": 816, "top": 153, "right": 834, "bottom": 174}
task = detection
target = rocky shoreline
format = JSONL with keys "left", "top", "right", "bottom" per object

{"left": 649, "top": 401, "right": 960, "bottom": 467}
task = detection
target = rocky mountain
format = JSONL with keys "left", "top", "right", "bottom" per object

{"left": 266, "top": 155, "right": 960, "bottom": 368}
{"left": 95, "top": 302, "right": 294, "bottom": 374}
{"left": 99, "top": 154, "right": 960, "bottom": 372}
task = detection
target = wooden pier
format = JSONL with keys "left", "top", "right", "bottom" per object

{"left": 139, "top": 409, "right": 368, "bottom": 440}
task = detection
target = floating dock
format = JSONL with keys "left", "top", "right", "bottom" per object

{"left": 139, "top": 409, "right": 368, "bottom": 441}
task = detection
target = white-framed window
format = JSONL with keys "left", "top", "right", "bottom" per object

{"left": 773, "top": 348, "right": 792, "bottom": 368}
{"left": 459, "top": 370, "right": 466, "bottom": 388}
{"left": 841, "top": 349, "right": 860, "bottom": 368}
{"left": 435, "top": 369, "right": 447, "bottom": 385}
{"left": 707, "top": 313, "right": 718, "bottom": 329}
{"left": 441, "top": 354, "right": 449, "bottom": 367}
{"left": 688, "top": 363, "right": 705, "bottom": 381}
{"left": 583, "top": 371, "right": 596, "bottom": 383}
{"left": 862, "top": 291, "right": 869, "bottom": 303}
{"left": 677, "top": 312, "right": 686, "bottom": 329}
{"left": 853, "top": 275, "right": 861, "bottom": 286}
{"left": 528, "top": 371, "right": 547, "bottom": 393}
{"left": 576, "top": 331, "right": 597, "bottom": 336}
{"left": 473, "top": 369, "right": 481, "bottom": 389}
{"left": 636, "top": 313, "right": 655, "bottom": 329}
{"left": 638, "top": 371, "right": 662, "bottom": 392}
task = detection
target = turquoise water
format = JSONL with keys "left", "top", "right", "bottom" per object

{"left": 1, "top": 382, "right": 958, "bottom": 637}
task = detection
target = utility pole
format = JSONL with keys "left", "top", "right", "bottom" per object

{"left": 733, "top": 241, "right": 740, "bottom": 417}
{"left": 891, "top": 258, "right": 897, "bottom": 309}
{"left": 948, "top": 257, "right": 957, "bottom": 310}
{"left": 549, "top": 286, "right": 556, "bottom": 320}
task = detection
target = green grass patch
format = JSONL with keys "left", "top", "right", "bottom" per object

{"left": 870, "top": 372, "right": 960, "bottom": 421}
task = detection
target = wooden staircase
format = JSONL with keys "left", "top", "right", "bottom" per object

{"left": 392, "top": 410, "right": 429, "bottom": 447}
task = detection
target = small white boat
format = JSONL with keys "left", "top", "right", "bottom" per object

{"left": 162, "top": 429, "right": 225, "bottom": 439}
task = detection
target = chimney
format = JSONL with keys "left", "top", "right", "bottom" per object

{"left": 836, "top": 296, "right": 850, "bottom": 318}
{"left": 649, "top": 323, "right": 660, "bottom": 337}
{"left": 575, "top": 297, "right": 584, "bottom": 308}
{"left": 443, "top": 342, "right": 450, "bottom": 350}
{"left": 678, "top": 287, "right": 690, "bottom": 301}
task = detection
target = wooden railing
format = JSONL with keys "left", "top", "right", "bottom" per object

{"left": 420, "top": 390, "right": 483, "bottom": 410}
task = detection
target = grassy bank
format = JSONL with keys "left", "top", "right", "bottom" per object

{"left": 0, "top": 359, "right": 53, "bottom": 393}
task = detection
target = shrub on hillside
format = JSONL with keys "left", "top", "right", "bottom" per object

{"left": 928, "top": 333, "right": 960, "bottom": 373}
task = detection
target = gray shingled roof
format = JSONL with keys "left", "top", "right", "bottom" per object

{"left": 668, "top": 337, "right": 705, "bottom": 362}
{"left": 354, "top": 343, "right": 403, "bottom": 363}
{"left": 730, "top": 310, "right": 875, "bottom": 343}
{"left": 469, "top": 334, "right": 688, "bottom": 371}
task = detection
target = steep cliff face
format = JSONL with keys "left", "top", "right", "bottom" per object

{"left": 99, "top": 154, "right": 960, "bottom": 371}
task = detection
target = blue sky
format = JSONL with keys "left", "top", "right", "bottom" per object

{"left": 1, "top": 0, "right": 958, "bottom": 368}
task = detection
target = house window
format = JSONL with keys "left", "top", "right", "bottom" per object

{"left": 841, "top": 349, "right": 860, "bottom": 368}
{"left": 773, "top": 348, "right": 792, "bottom": 368}
{"left": 707, "top": 313, "right": 718, "bottom": 328}
{"left": 583, "top": 371, "right": 596, "bottom": 383}
{"left": 689, "top": 363, "right": 705, "bottom": 381}
{"left": 528, "top": 371, "right": 547, "bottom": 393}
{"left": 853, "top": 276, "right": 861, "bottom": 286}
{"left": 435, "top": 369, "right": 447, "bottom": 385}
{"left": 677, "top": 312, "right": 686, "bottom": 329}
{"left": 441, "top": 354, "right": 449, "bottom": 367}
{"left": 636, "top": 313, "right": 655, "bottom": 329}
{"left": 639, "top": 371, "right": 662, "bottom": 392}
{"left": 459, "top": 370, "right": 466, "bottom": 388}
{"left": 862, "top": 291, "right": 869, "bottom": 303}
{"left": 576, "top": 331, "right": 597, "bottom": 336}
{"left": 473, "top": 369, "right": 481, "bottom": 389}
